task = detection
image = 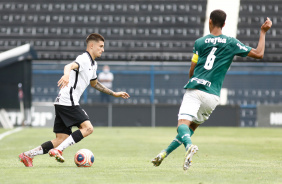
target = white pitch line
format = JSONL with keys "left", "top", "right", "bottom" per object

{"left": 0, "top": 127, "right": 23, "bottom": 141}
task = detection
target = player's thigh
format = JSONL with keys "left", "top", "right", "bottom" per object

{"left": 55, "top": 105, "right": 90, "bottom": 129}
{"left": 53, "top": 108, "right": 72, "bottom": 135}
{"left": 178, "top": 89, "right": 201, "bottom": 121}
{"left": 197, "top": 91, "right": 220, "bottom": 123}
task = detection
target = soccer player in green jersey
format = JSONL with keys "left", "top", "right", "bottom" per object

{"left": 152, "top": 9, "right": 272, "bottom": 171}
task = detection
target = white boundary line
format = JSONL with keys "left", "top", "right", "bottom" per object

{"left": 0, "top": 127, "right": 23, "bottom": 141}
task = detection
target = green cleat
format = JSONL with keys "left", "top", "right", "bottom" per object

{"left": 151, "top": 151, "right": 167, "bottom": 167}
{"left": 183, "top": 145, "right": 198, "bottom": 171}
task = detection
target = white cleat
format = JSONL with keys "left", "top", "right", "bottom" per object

{"left": 183, "top": 145, "right": 198, "bottom": 171}
{"left": 151, "top": 151, "right": 167, "bottom": 167}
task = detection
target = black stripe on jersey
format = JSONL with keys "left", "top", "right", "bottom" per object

{"left": 70, "top": 87, "right": 74, "bottom": 106}
{"left": 74, "top": 61, "right": 80, "bottom": 71}
{"left": 85, "top": 51, "right": 95, "bottom": 66}
{"left": 90, "top": 77, "right": 97, "bottom": 81}
{"left": 73, "top": 70, "right": 79, "bottom": 89}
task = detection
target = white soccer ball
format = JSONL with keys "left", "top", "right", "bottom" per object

{"left": 74, "top": 149, "right": 95, "bottom": 167}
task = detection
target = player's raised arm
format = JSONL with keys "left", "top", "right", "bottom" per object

{"left": 90, "top": 79, "right": 130, "bottom": 99}
{"left": 247, "top": 17, "right": 272, "bottom": 59}
{"left": 58, "top": 62, "right": 79, "bottom": 89}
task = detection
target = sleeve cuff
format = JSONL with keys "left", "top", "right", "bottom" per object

{"left": 75, "top": 61, "right": 80, "bottom": 71}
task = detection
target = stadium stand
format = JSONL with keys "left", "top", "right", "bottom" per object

{"left": 236, "top": 0, "right": 282, "bottom": 62}
{"left": 0, "top": 0, "right": 281, "bottom": 62}
{"left": 0, "top": 0, "right": 206, "bottom": 61}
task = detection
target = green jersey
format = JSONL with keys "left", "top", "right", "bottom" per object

{"left": 184, "top": 34, "right": 252, "bottom": 96}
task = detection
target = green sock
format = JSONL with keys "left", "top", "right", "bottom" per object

{"left": 189, "top": 127, "right": 194, "bottom": 136}
{"left": 177, "top": 124, "right": 193, "bottom": 150}
{"left": 164, "top": 134, "right": 182, "bottom": 156}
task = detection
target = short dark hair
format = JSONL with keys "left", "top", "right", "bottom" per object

{"left": 86, "top": 33, "right": 105, "bottom": 44}
{"left": 210, "top": 9, "right": 226, "bottom": 28}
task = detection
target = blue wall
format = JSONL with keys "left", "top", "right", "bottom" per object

{"left": 32, "top": 61, "right": 282, "bottom": 127}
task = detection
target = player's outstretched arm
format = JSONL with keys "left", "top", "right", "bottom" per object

{"left": 90, "top": 80, "right": 130, "bottom": 99}
{"left": 58, "top": 62, "right": 79, "bottom": 89}
{"left": 247, "top": 17, "right": 272, "bottom": 59}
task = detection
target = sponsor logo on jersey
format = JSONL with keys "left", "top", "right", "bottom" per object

{"left": 190, "top": 77, "right": 211, "bottom": 87}
{"left": 205, "top": 37, "right": 226, "bottom": 44}
{"left": 236, "top": 43, "right": 248, "bottom": 51}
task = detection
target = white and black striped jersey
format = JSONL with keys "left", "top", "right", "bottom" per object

{"left": 54, "top": 51, "right": 97, "bottom": 106}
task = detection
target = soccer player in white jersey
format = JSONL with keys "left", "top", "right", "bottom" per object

{"left": 152, "top": 10, "right": 272, "bottom": 170}
{"left": 19, "top": 33, "right": 130, "bottom": 167}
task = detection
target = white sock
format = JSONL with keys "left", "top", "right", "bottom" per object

{"left": 56, "top": 135, "right": 75, "bottom": 152}
{"left": 24, "top": 146, "right": 44, "bottom": 158}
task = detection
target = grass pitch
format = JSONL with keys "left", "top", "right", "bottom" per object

{"left": 0, "top": 127, "right": 281, "bottom": 184}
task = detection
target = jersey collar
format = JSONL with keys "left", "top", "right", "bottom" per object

{"left": 85, "top": 51, "right": 95, "bottom": 66}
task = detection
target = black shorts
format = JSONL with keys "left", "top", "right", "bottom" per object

{"left": 53, "top": 105, "right": 89, "bottom": 135}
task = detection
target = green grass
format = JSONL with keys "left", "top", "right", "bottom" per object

{"left": 0, "top": 127, "right": 282, "bottom": 184}
{"left": 0, "top": 129, "right": 7, "bottom": 134}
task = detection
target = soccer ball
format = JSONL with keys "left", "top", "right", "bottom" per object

{"left": 74, "top": 149, "right": 95, "bottom": 167}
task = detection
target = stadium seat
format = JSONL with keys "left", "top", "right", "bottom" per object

{"left": 0, "top": 1, "right": 208, "bottom": 61}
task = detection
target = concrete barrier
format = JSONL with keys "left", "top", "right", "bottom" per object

{"left": 5, "top": 103, "right": 240, "bottom": 127}
{"left": 257, "top": 105, "right": 282, "bottom": 127}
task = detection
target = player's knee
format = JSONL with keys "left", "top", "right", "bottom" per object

{"left": 79, "top": 121, "right": 94, "bottom": 136}
{"left": 85, "top": 124, "right": 94, "bottom": 135}
{"left": 177, "top": 119, "right": 192, "bottom": 127}
{"left": 88, "top": 126, "right": 94, "bottom": 135}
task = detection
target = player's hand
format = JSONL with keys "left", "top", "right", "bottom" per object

{"left": 261, "top": 17, "right": 272, "bottom": 33}
{"left": 58, "top": 75, "right": 69, "bottom": 89}
{"left": 113, "top": 92, "right": 130, "bottom": 99}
